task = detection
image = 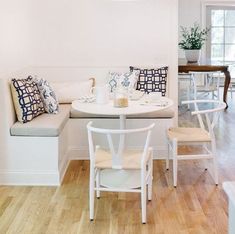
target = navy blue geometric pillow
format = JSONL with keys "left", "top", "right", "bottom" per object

{"left": 130, "top": 66, "right": 168, "bottom": 96}
{"left": 11, "top": 77, "right": 45, "bottom": 123}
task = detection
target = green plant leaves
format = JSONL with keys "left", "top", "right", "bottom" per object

{"left": 179, "top": 23, "right": 210, "bottom": 50}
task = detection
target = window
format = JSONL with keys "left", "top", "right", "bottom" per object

{"left": 206, "top": 6, "right": 235, "bottom": 65}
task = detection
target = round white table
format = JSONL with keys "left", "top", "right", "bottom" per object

{"left": 72, "top": 97, "right": 174, "bottom": 188}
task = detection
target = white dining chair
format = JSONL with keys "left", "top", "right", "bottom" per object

{"left": 166, "top": 100, "right": 226, "bottom": 187}
{"left": 229, "top": 64, "right": 235, "bottom": 98}
{"left": 178, "top": 73, "right": 192, "bottom": 109}
{"left": 87, "top": 122, "right": 155, "bottom": 224}
{"left": 189, "top": 72, "right": 221, "bottom": 100}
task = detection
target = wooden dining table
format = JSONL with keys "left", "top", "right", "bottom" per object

{"left": 178, "top": 58, "right": 231, "bottom": 108}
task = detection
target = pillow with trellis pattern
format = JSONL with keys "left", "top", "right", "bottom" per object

{"left": 11, "top": 77, "right": 45, "bottom": 123}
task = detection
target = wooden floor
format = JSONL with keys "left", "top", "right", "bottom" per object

{"left": 1, "top": 97, "right": 235, "bottom": 234}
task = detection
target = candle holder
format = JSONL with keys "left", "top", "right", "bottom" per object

{"left": 113, "top": 87, "right": 128, "bottom": 108}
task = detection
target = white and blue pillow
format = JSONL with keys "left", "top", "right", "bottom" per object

{"left": 32, "top": 76, "right": 59, "bottom": 114}
{"left": 107, "top": 70, "right": 140, "bottom": 92}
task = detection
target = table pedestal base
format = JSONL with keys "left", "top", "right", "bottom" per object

{"left": 100, "top": 169, "right": 140, "bottom": 189}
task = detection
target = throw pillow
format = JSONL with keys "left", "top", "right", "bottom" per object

{"left": 50, "top": 78, "right": 94, "bottom": 104}
{"left": 130, "top": 66, "right": 168, "bottom": 96}
{"left": 11, "top": 77, "right": 45, "bottom": 123}
{"left": 32, "top": 76, "right": 59, "bottom": 114}
{"left": 107, "top": 70, "right": 140, "bottom": 92}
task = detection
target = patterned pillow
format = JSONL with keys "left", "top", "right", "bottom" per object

{"left": 11, "top": 77, "right": 45, "bottom": 123}
{"left": 32, "top": 76, "right": 59, "bottom": 114}
{"left": 107, "top": 70, "right": 140, "bottom": 92}
{"left": 130, "top": 66, "right": 168, "bottom": 96}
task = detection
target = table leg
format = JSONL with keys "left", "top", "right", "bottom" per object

{"left": 118, "top": 115, "right": 126, "bottom": 157}
{"left": 120, "top": 114, "right": 126, "bottom": 129}
{"left": 223, "top": 70, "right": 231, "bottom": 109}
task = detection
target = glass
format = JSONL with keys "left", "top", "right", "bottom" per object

{"left": 211, "top": 27, "right": 224, "bottom": 43}
{"left": 113, "top": 87, "right": 128, "bottom": 108}
{"left": 225, "top": 45, "right": 235, "bottom": 61}
{"left": 211, "top": 10, "right": 224, "bottom": 26}
{"left": 225, "top": 10, "right": 235, "bottom": 26}
{"left": 225, "top": 28, "right": 235, "bottom": 44}
{"left": 211, "top": 44, "right": 224, "bottom": 61}
{"left": 230, "top": 65, "right": 235, "bottom": 78}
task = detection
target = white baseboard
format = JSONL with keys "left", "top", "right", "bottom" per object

{"left": 68, "top": 147, "right": 168, "bottom": 160}
{"left": 59, "top": 150, "right": 70, "bottom": 183}
{"left": 0, "top": 170, "right": 60, "bottom": 186}
{"left": 0, "top": 150, "right": 70, "bottom": 186}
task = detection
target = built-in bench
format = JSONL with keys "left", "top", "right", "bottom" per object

{"left": 0, "top": 66, "right": 176, "bottom": 186}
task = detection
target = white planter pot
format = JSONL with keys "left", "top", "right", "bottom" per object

{"left": 185, "top": 49, "right": 201, "bottom": 63}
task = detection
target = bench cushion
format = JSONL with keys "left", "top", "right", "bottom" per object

{"left": 70, "top": 107, "right": 175, "bottom": 119}
{"left": 10, "top": 105, "right": 70, "bottom": 137}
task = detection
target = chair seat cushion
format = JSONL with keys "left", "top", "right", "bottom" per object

{"left": 167, "top": 127, "right": 211, "bottom": 142}
{"left": 10, "top": 105, "right": 70, "bottom": 137}
{"left": 95, "top": 148, "right": 151, "bottom": 169}
{"left": 70, "top": 107, "right": 175, "bottom": 119}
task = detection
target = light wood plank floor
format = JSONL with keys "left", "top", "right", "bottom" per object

{"left": 1, "top": 98, "right": 235, "bottom": 234}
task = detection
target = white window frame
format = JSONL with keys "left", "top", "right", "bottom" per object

{"left": 206, "top": 5, "right": 235, "bottom": 64}
{"left": 201, "top": 1, "right": 235, "bottom": 61}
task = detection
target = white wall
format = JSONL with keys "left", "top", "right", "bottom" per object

{"left": 30, "top": 0, "right": 178, "bottom": 67}
{"left": 0, "top": 1, "right": 32, "bottom": 76}
{"left": 0, "top": 0, "right": 178, "bottom": 120}
{"left": 178, "top": 0, "right": 201, "bottom": 58}
{"left": 29, "top": 0, "right": 178, "bottom": 115}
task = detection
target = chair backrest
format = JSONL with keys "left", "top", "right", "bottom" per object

{"left": 87, "top": 122, "right": 155, "bottom": 169}
{"left": 182, "top": 99, "right": 226, "bottom": 139}
{"left": 189, "top": 71, "right": 221, "bottom": 90}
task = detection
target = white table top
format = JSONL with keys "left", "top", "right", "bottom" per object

{"left": 223, "top": 181, "right": 235, "bottom": 207}
{"left": 72, "top": 97, "right": 174, "bottom": 116}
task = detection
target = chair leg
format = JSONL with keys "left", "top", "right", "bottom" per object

{"left": 141, "top": 170, "right": 147, "bottom": 224}
{"left": 166, "top": 141, "right": 170, "bottom": 170}
{"left": 172, "top": 139, "right": 178, "bottom": 188}
{"left": 211, "top": 140, "right": 219, "bottom": 185}
{"left": 96, "top": 169, "right": 100, "bottom": 198}
{"left": 187, "top": 85, "right": 190, "bottom": 110}
{"left": 147, "top": 153, "right": 153, "bottom": 201}
{"left": 203, "top": 143, "right": 208, "bottom": 170}
{"left": 89, "top": 166, "right": 95, "bottom": 221}
{"left": 230, "top": 84, "right": 233, "bottom": 99}
{"left": 193, "top": 82, "right": 197, "bottom": 100}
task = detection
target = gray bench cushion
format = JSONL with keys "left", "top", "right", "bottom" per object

{"left": 10, "top": 104, "right": 174, "bottom": 137}
{"left": 70, "top": 107, "right": 175, "bottom": 119}
{"left": 11, "top": 105, "right": 71, "bottom": 137}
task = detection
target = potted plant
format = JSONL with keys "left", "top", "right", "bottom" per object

{"left": 179, "top": 23, "right": 210, "bottom": 63}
